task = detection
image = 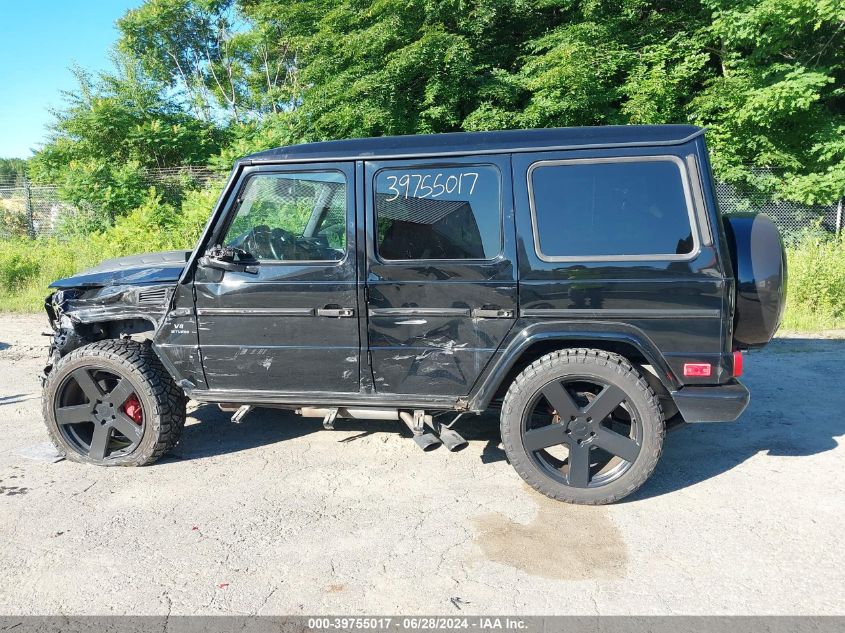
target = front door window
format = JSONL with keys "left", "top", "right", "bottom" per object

{"left": 224, "top": 171, "right": 347, "bottom": 262}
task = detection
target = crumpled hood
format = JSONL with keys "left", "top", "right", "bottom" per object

{"left": 49, "top": 250, "right": 191, "bottom": 289}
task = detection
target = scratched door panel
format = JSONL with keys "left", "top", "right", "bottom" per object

{"left": 193, "top": 162, "right": 360, "bottom": 394}
{"left": 195, "top": 279, "right": 359, "bottom": 391}
{"left": 364, "top": 155, "right": 517, "bottom": 396}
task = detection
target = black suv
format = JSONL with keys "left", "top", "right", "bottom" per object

{"left": 42, "top": 125, "right": 786, "bottom": 504}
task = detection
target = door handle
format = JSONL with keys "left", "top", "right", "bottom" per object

{"left": 317, "top": 307, "right": 355, "bottom": 318}
{"left": 472, "top": 308, "right": 515, "bottom": 319}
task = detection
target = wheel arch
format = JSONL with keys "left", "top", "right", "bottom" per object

{"left": 468, "top": 322, "right": 679, "bottom": 411}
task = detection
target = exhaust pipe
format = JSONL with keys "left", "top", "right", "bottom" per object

{"left": 438, "top": 427, "right": 468, "bottom": 452}
{"left": 410, "top": 433, "right": 441, "bottom": 451}
{"left": 297, "top": 407, "right": 442, "bottom": 451}
{"left": 297, "top": 407, "right": 399, "bottom": 420}
{"left": 398, "top": 411, "right": 442, "bottom": 451}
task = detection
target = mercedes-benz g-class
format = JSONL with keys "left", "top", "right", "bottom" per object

{"left": 41, "top": 125, "right": 786, "bottom": 504}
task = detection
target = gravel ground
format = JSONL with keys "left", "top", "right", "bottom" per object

{"left": 0, "top": 313, "right": 843, "bottom": 615}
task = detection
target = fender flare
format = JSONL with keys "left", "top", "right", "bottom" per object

{"left": 467, "top": 320, "right": 679, "bottom": 411}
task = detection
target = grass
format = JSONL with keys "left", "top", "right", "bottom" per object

{"left": 780, "top": 307, "right": 845, "bottom": 332}
{"left": 0, "top": 238, "right": 100, "bottom": 312}
{"left": 778, "top": 234, "right": 845, "bottom": 332}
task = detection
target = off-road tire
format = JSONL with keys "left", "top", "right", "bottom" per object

{"left": 500, "top": 348, "right": 664, "bottom": 504}
{"left": 42, "top": 339, "right": 186, "bottom": 466}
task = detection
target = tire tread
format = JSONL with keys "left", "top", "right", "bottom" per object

{"left": 42, "top": 339, "right": 186, "bottom": 466}
{"left": 500, "top": 348, "right": 665, "bottom": 505}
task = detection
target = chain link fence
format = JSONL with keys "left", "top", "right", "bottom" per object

{"left": 0, "top": 180, "right": 72, "bottom": 239}
{"left": 715, "top": 179, "right": 843, "bottom": 239}
{"left": 1, "top": 166, "right": 842, "bottom": 241}
{"left": 0, "top": 167, "right": 222, "bottom": 239}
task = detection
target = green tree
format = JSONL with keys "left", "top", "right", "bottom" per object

{"left": 237, "top": 0, "right": 844, "bottom": 204}
{"left": 691, "top": 0, "right": 845, "bottom": 205}
{"left": 118, "top": 0, "right": 297, "bottom": 121}
{"left": 31, "top": 0, "right": 845, "bottom": 214}
{"left": 30, "top": 54, "right": 224, "bottom": 230}
{"left": 0, "top": 158, "right": 28, "bottom": 185}
{"left": 238, "top": 0, "right": 546, "bottom": 140}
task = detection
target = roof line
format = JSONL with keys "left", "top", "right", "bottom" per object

{"left": 241, "top": 128, "right": 706, "bottom": 165}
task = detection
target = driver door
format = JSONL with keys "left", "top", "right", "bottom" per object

{"left": 193, "top": 162, "right": 360, "bottom": 394}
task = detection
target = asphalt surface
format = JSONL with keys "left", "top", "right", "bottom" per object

{"left": 0, "top": 313, "right": 843, "bottom": 615}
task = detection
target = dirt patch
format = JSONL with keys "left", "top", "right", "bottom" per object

{"left": 473, "top": 491, "right": 626, "bottom": 580}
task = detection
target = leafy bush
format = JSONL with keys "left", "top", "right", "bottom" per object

{"left": 179, "top": 184, "right": 225, "bottom": 241}
{"left": 0, "top": 238, "right": 99, "bottom": 311}
{"left": 782, "top": 233, "right": 845, "bottom": 331}
{"left": 0, "top": 250, "right": 41, "bottom": 289}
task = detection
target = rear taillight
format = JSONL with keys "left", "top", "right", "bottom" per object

{"left": 683, "top": 363, "right": 712, "bottom": 377}
{"left": 733, "top": 350, "right": 743, "bottom": 377}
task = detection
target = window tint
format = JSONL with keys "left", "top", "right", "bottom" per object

{"left": 530, "top": 159, "right": 695, "bottom": 259}
{"left": 224, "top": 171, "right": 346, "bottom": 262}
{"left": 375, "top": 165, "right": 501, "bottom": 260}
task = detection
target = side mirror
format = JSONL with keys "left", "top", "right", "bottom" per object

{"left": 198, "top": 246, "right": 260, "bottom": 275}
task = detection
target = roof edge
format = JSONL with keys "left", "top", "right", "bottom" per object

{"left": 239, "top": 125, "right": 706, "bottom": 165}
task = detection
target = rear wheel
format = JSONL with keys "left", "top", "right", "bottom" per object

{"left": 42, "top": 340, "right": 186, "bottom": 466}
{"left": 500, "top": 349, "right": 664, "bottom": 504}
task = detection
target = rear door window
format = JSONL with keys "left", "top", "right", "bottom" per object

{"left": 374, "top": 165, "right": 502, "bottom": 260}
{"left": 528, "top": 157, "right": 697, "bottom": 260}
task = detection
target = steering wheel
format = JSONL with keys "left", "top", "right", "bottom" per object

{"left": 241, "top": 225, "right": 278, "bottom": 260}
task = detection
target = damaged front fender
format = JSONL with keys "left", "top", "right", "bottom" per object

{"left": 43, "top": 284, "right": 176, "bottom": 373}
{"left": 48, "top": 284, "right": 174, "bottom": 328}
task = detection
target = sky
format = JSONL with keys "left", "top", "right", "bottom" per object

{"left": 0, "top": 0, "right": 142, "bottom": 158}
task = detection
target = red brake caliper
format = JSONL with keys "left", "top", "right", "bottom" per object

{"left": 122, "top": 395, "right": 143, "bottom": 425}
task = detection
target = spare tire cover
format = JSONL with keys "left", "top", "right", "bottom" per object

{"left": 723, "top": 213, "right": 787, "bottom": 349}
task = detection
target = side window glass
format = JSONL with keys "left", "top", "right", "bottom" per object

{"left": 530, "top": 159, "right": 695, "bottom": 259}
{"left": 374, "top": 165, "right": 501, "bottom": 260}
{"left": 224, "top": 171, "right": 346, "bottom": 262}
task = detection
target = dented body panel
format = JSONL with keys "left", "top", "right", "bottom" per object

{"left": 363, "top": 153, "right": 518, "bottom": 397}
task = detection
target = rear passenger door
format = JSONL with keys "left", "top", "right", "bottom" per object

{"left": 364, "top": 155, "right": 517, "bottom": 397}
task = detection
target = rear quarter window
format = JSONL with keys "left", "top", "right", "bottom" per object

{"left": 528, "top": 157, "right": 697, "bottom": 260}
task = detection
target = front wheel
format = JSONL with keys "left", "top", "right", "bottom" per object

{"left": 500, "top": 349, "right": 664, "bottom": 504}
{"left": 42, "top": 340, "right": 186, "bottom": 466}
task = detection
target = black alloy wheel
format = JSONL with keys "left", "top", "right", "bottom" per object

{"left": 501, "top": 348, "right": 664, "bottom": 504}
{"left": 522, "top": 376, "right": 641, "bottom": 489}
{"left": 43, "top": 339, "right": 186, "bottom": 466}
{"left": 54, "top": 366, "right": 146, "bottom": 461}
